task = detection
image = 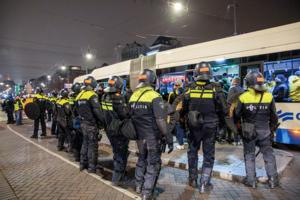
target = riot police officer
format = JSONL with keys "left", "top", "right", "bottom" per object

{"left": 56, "top": 89, "right": 72, "bottom": 151}
{"left": 50, "top": 91, "right": 58, "bottom": 136}
{"left": 75, "top": 76, "right": 104, "bottom": 173}
{"left": 129, "top": 69, "right": 174, "bottom": 200}
{"left": 235, "top": 71, "right": 279, "bottom": 189}
{"left": 31, "top": 87, "right": 47, "bottom": 138}
{"left": 182, "top": 62, "right": 228, "bottom": 193}
{"left": 102, "top": 76, "right": 129, "bottom": 186}
{"left": 4, "top": 94, "right": 15, "bottom": 124}
{"left": 70, "top": 82, "right": 83, "bottom": 161}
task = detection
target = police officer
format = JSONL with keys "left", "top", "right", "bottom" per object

{"left": 75, "top": 76, "right": 104, "bottom": 173}
{"left": 56, "top": 89, "right": 72, "bottom": 151}
{"left": 129, "top": 69, "right": 173, "bottom": 200}
{"left": 50, "top": 91, "right": 58, "bottom": 136}
{"left": 70, "top": 82, "right": 83, "bottom": 162}
{"left": 235, "top": 71, "right": 279, "bottom": 189}
{"left": 31, "top": 87, "right": 47, "bottom": 138}
{"left": 102, "top": 76, "right": 129, "bottom": 186}
{"left": 182, "top": 62, "right": 228, "bottom": 193}
{"left": 4, "top": 94, "right": 15, "bottom": 124}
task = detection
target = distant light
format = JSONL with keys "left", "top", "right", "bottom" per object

{"left": 61, "top": 65, "right": 67, "bottom": 70}
{"left": 5, "top": 84, "right": 10, "bottom": 87}
{"left": 40, "top": 82, "right": 46, "bottom": 87}
{"left": 0, "top": 82, "right": 4, "bottom": 86}
{"left": 47, "top": 75, "right": 51, "bottom": 80}
{"left": 85, "top": 53, "right": 93, "bottom": 60}
{"left": 173, "top": 2, "right": 184, "bottom": 12}
{"left": 215, "top": 58, "right": 226, "bottom": 63}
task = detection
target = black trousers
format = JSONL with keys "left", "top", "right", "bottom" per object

{"left": 33, "top": 114, "right": 46, "bottom": 136}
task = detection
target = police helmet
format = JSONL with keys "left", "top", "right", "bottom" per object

{"left": 60, "top": 88, "right": 69, "bottom": 98}
{"left": 83, "top": 76, "right": 97, "bottom": 89}
{"left": 71, "top": 82, "right": 81, "bottom": 94}
{"left": 245, "top": 71, "right": 266, "bottom": 92}
{"left": 104, "top": 76, "right": 124, "bottom": 93}
{"left": 51, "top": 90, "right": 58, "bottom": 97}
{"left": 35, "top": 87, "right": 43, "bottom": 94}
{"left": 193, "top": 62, "right": 212, "bottom": 81}
{"left": 275, "top": 74, "right": 286, "bottom": 83}
{"left": 136, "top": 69, "right": 157, "bottom": 88}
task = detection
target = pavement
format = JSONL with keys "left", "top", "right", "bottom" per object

{"left": 45, "top": 120, "right": 294, "bottom": 183}
{"left": 0, "top": 113, "right": 299, "bottom": 199}
{"left": 0, "top": 119, "right": 300, "bottom": 200}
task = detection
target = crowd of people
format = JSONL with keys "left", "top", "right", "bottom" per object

{"left": 1, "top": 61, "right": 281, "bottom": 200}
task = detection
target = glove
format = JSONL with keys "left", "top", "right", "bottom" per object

{"left": 167, "top": 142, "right": 174, "bottom": 154}
{"left": 160, "top": 137, "right": 173, "bottom": 154}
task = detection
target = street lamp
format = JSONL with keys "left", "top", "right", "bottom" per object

{"left": 0, "top": 82, "right": 4, "bottom": 86}
{"left": 172, "top": 2, "right": 184, "bottom": 12}
{"left": 61, "top": 65, "right": 67, "bottom": 71}
{"left": 85, "top": 52, "right": 93, "bottom": 60}
{"left": 47, "top": 75, "right": 51, "bottom": 80}
{"left": 227, "top": 2, "right": 238, "bottom": 35}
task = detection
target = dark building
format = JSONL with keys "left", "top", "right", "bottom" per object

{"left": 121, "top": 41, "right": 149, "bottom": 61}
{"left": 147, "top": 36, "right": 182, "bottom": 55}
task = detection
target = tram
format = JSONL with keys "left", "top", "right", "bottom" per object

{"left": 74, "top": 22, "right": 300, "bottom": 145}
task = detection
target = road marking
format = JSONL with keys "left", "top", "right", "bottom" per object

{"left": 7, "top": 125, "right": 140, "bottom": 200}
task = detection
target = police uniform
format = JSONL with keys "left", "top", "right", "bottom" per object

{"left": 70, "top": 92, "right": 83, "bottom": 161}
{"left": 50, "top": 96, "right": 58, "bottom": 135}
{"left": 182, "top": 80, "right": 228, "bottom": 188}
{"left": 32, "top": 93, "right": 47, "bottom": 137}
{"left": 101, "top": 92, "right": 129, "bottom": 185}
{"left": 56, "top": 98, "right": 72, "bottom": 151}
{"left": 235, "top": 88, "right": 278, "bottom": 187}
{"left": 4, "top": 96, "right": 15, "bottom": 124}
{"left": 130, "top": 85, "right": 171, "bottom": 199}
{"left": 75, "top": 85, "right": 103, "bottom": 173}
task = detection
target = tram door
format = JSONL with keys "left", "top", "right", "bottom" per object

{"left": 239, "top": 62, "right": 263, "bottom": 88}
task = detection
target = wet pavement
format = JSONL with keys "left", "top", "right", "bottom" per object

{"left": 0, "top": 115, "right": 300, "bottom": 199}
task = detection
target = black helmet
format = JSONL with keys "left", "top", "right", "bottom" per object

{"left": 71, "top": 82, "right": 81, "bottom": 94}
{"left": 193, "top": 62, "right": 212, "bottom": 81}
{"left": 51, "top": 90, "right": 58, "bottom": 97}
{"left": 104, "top": 76, "right": 124, "bottom": 93}
{"left": 35, "top": 87, "right": 43, "bottom": 94}
{"left": 60, "top": 88, "right": 69, "bottom": 98}
{"left": 136, "top": 69, "right": 157, "bottom": 88}
{"left": 245, "top": 71, "right": 266, "bottom": 92}
{"left": 83, "top": 76, "right": 97, "bottom": 89}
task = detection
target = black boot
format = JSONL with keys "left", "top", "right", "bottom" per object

{"left": 199, "top": 181, "right": 213, "bottom": 194}
{"left": 188, "top": 178, "right": 198, "bottom": 188}
{"left": 243, "top": 178, "right": 257, "bottom": 188}
{"left": 268, "top": 176, "right": 279, "bottom": 189}
{"left": 31, "top": 134, "right": 38, "bottom": 139}
{"left": 199, "top": 168, "right": 213, "bottom": 194}
{"left": 141, "top": 194, "right": 153, "bottom": 200}
{"left": 135, "top": 185, "right": 142, "bottom": 194}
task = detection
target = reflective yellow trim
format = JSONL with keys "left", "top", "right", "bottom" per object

{"left": 239, "top": 90, "right": 273, "bottom": 103}
{"left": 75, "top": 90, "right": 97, "bottom": 101}
{"left": 190, "top": 93, "right": 213, "bottom": 98}
{"left": 129, "top": 87, "right": 161, "bottom": 103}
{"left": 190, "top": 89, "right": 213, "bottom": 93}
{"left": 57, "top": 99, "right": 70, "bottom": 106}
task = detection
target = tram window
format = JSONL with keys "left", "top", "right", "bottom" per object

{"left": 264, "top": 58, "right": 300, "bottom": 102}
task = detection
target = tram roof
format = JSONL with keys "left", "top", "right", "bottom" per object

{"left": 86, "top": 21, "right": 300, "bottom": 82}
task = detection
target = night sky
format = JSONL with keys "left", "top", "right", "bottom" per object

{"left": 1, "top": 0, "right": 300, "bottom": 83}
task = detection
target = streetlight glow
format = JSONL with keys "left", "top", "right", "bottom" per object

{"left": 47, "top": 75, "right": 51, "bottom": 80}
{"left": 0, "top": 82, "right": 4, "bottom": 86}
{"left": 173, "top": 2, "right": 184, "bottom": 12}
{"left": 85, "top": 52, "right": 93, "bottom": 60}
{"left": 61, "top": 65, "right": 67, "bottom": 71}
